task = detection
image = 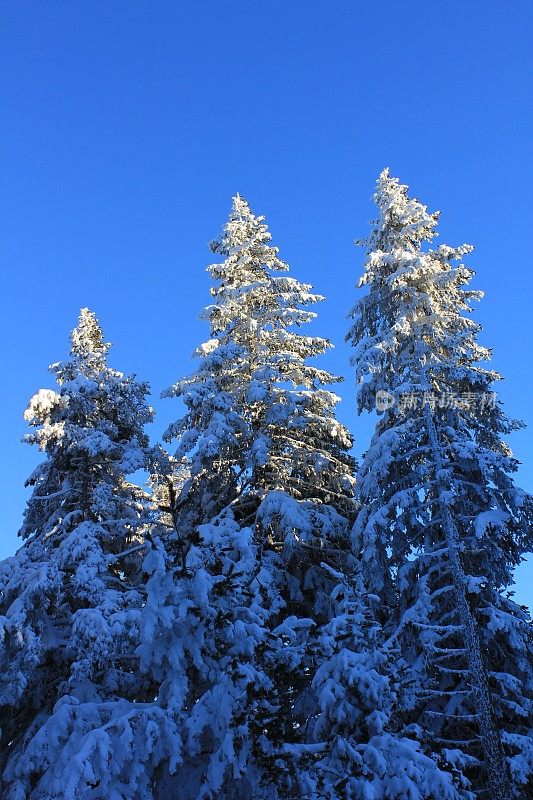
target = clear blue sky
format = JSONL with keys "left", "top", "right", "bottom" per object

{"left": 1, "top": 2, "right": 532, "bottom": 608}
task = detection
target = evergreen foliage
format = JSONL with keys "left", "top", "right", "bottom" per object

{"left": 307, "top": 568, "right": 463, "bottom": 800}
{"left": 142, "top": 197, "right": 358, "bottom": 798}
{"left": 0, "top": 309, "right": 167, "bottom": 799}
{"left": 348, "top": 170, "right": 533, "bottom": 799}
{"left": 0, "top": 182, "right": 530, "bottom": 800}
{"left": 162, "top": 195, "right": 355, "bottom": 529}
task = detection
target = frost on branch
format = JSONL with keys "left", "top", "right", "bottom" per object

{"left": 348, "top": 170, "right": 533, "bottom": 799}
{"left": 0, "top": 309, "right": 166, "bottom": 799}
{"left": 163, "top": 194, "right": 355, "bottom": 532}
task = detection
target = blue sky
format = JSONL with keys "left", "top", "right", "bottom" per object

{"left": 1, "top": 1, "right": 532, "bottom": 608}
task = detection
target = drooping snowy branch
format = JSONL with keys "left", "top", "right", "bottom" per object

{"left": 348, "top": 170, "right": 533, "bottom": 799}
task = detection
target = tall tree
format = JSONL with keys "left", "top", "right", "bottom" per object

{"left": 163, "top": 194, "right": 355, "bottom": 530}
{"left": 347, "top": 170, "right": 533, "bottom": 799}
{"left": 0, "top": 309, "right": 175, "bottom": 800}
{"left": 141, "top": 196, "right": 357, "bottom": 799}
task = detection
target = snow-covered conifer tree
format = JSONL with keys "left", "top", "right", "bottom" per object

{"left": 0, "top": 309, "right": 176, "bottom": 799}
{"left": 163, "top": 194, "right": 355, "bottom": 528}
{"left": 347, "top": 170, "right": 533, "bottom": 799}
{"left": 138, "top": 197, "right": 357, "bottom": 799}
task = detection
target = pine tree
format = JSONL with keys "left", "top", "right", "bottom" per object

{"left": 0, "top": 309, "right": 176, "bottom": 799}
{"left": 162, "top": 194, "right": 355, "bottom": 529}
{"left": 347, "top": 170, "right": 533, "bottom": 799}
{"left": 139, "top": 196, "right": 357, "bottom": 799}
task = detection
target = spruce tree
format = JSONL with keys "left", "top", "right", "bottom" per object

{"left": 347, "top": 170, "right": 533, "bottom": 799}
{"left": 162, "top": 194, "right": 355, "bottom": 528}
{"left": 0, "top": 309, "right": 175, "bottom": 800}
{"left": 141, "top": 196, "right": 357, "bottom": 799}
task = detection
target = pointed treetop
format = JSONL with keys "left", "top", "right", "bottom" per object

{"left": 372, "top": 168, "right": 440, "bottom": 249}
{"left": 209, "top": 195, "right": 289, "bottom": 275}
{"left": 70, "top": 307, "right": 110, "bottom": 365}
{"left": 376, "top": 165, "right": 391, "bottom": 187}
{"left": 231, "top": 192, "right": 252, "bottom": 217}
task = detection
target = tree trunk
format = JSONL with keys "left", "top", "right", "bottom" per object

{"left": 423, "top": 402, "right": 511, "bottom": 800}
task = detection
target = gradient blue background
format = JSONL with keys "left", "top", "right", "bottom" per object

{"left": 1, "top": 1, "right": 532, "bottom": 609}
